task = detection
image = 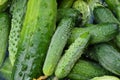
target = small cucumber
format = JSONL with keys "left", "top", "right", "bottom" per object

{"left": 55, "top": 32, "right": 90, "bottom": 78}
{"left": 12, "top": 0, "right": 57, "bottom": 79}
{"left": 68, "top": 59, "right": 111, "bottom": 80}
{"left": 0, "top": 13, "right": 10, "bottom": 67}
{"left": 73, "top": 0, "right": 92, "bottom": 25}
{"left": 91, "top": 76, "right": 120, "bottom": 80}
{"left": 92, "top": 44, "right": 120, "bottom": 76}
{"left": 59, "top": 0, "right": 75, "bottom": 8}
{"left": 43, "top": 17, "right": 74, "bottom": 76}
{"left": 68, "top": 23, "right": 118, "bottom": 45}
{"left": 9, "top": 0, "right": 28, "bottom": 66}
{"left": 93, "top": 6, "right": 120, "bottom": 24}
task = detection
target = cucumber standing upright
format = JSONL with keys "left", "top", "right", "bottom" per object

{"left": 55, "top": 32, "right": 90, "bottom": 78}
{"left": 0, "top": 13, "right": 10, "bottom": 67}
{"left": 43, "top": 17, "right": 74, "bottom": 77}
{"left": 9, "top": 0, "right": 28, "bottom": 66}
{"left": 12, "top": 0, "right": 57, "bottom": 79}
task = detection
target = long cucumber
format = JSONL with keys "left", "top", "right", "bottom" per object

{"left": 55, "top": 32, "right": 90, "bottom": 78}
{"left": 9, "top": 0, "right": 28, "bottom": 66}
{"left": 12, "top": 0, "right": 57, "bottom": 79}
{"left": 43, "top": 17, "right": 74, "bottom": 76}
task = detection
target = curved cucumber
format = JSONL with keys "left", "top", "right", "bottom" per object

{"left": 68, "top": 23, "right": 118, "bottom": 45}
{"left": 12, "top": 0, "right": 57, "bottom": 79}
{"left": 0, "top": 13, "right": 10, "bottom": 67}
{"left": 55, "top": 32, "right": 90, "bottom": 78}
{"left": 43, "top": 17, "right": 74, "bottom": 76}
{"left": 68, "top": 59, "right": 111, "bottom": 80}
{"left": 9, "top": 0, "right": 28, "bottom": 66}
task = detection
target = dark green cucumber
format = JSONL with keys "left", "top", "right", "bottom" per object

{"left": 0, "top": 0, "right": 9, "bottom": 12}
{"left": 91, "top": 76, "right": 120, "bottom": 80}
{"left": 43, "top": 17, "right": 74, "bottom": 76}
{"left": 12, "top": 0, "right": 57, "bottom": 79}
{"left": 57, "top": 8, "right": 81, "bottom": 23}
{"left": 73, "top": 0, "right": 92, "bottom": 25}
{"left": 68, "top": 23, "right": 118, "bottom": 45}
{"left": 59, "top": 0, "right": 75, "bottom": 8}
{"left": 55, "top": 32, "right": 90, "bottom": 78}
{"left": 92, "top": 44, "right": 120, "bottom": 76}
{"left": 68, "top": 59, "right": 111, "bottom": 80}
{"left": 0, "top": 58, "right": 12, "bottom": 80}
{"left": 0, "top": 13, "right": 10, "bottom": 67}
{"left": 9, "top": 0, "right": 28, "bottom": 66}
{"left": 93, "top": 6, "right": 120, "bottom": 24}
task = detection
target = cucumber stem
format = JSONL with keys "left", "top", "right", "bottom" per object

{"left": 33, "top": 76, "right": 48, "bottom": 80}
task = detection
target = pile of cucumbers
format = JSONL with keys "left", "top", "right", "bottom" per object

{"left": 1, "top": 0, "right": 120, "bottom": 80}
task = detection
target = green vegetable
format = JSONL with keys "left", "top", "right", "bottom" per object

{"left": 0, "top": 13, "right": 10, "bottom": 67}
{"left": 55, "top": 32, "right": 90, "bottom": 78}
{"left": 0, "top": 58, "right": 12, "bottom": 80}
{"left": 0, "top": 0, "right": 9, "bottom": 12}
{"left": 9, "top": 0, "right": 28, "bottom": 66}
{"left": 91, "top": 76, "right": 120, "bottom": 80}
{"left": 93, "top": 6, "right": 120, "bottom": 24}
{"left": 68, "top": 59, "right": 111, "bottom": 80}
{"left": 12, "top": 0, "right": 57, "bottom": 79}
{"left": 68, "top": 23, "right": 118, "bottom": 45}
{"left": 59, "top": 0, "right": 75, "bottom": 8}
{"left": 91, "top": 44, "right": 120, "bottom": 76}
{"left": 43, "top": 17, "right": 74, "bottom": 76}
{"left": 73, "top": 0, "right": 92, "bottom": 25}
{"left": 57, "top": 8, "right": 81, "bottom": 23}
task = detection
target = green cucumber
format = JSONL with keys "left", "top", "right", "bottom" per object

{"left": 59, "top": 0, "right": 75, "bottom": 8}
{"left": 43, "top": 17, "right": 74, "bottom": 76}
{"left": 0, "top": 0, "right": 9, "bottom": 12}
{"left": 57, "top": 8, "right": 81, "bottom": 23}
{"left": 92, "top": 44, "right": 120, "bottom": 76}
{"left": 91, "top": 76, "right": 120, "bottom": 80}
{"left": 0, "top": 58, "right": 12, "bottom": 80}
{"left": 9, "top": 0, "right": 28, "bottom": 66}
{"left": 93, "top": 6, "right": 120, "bottom": 24}
{"left": 73, "top": 0, "right": 92, "bottom": 25}
{"left": 55, "top": 32, "right": 90, "bottom": 78}
{"left": 68, "top": 23, "right": 118, "bottom": 45}
{"left": 0, "top": 13, "right": 10, "bottom": 67}
{"left": 12, "top": 0, "right": 57, "bottom": 79}
{"left": 68, "top": 59, "right": 111, "bottom": 80}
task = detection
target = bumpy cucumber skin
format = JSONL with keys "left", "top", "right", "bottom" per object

{"left": 68, "top": 23, "right": 118, "bottom": 45}
{"left": 55, "top": 32, "right": 90, "bottom": 78}
{"left": 43, "top": 18, "right": 74, "bottom": 76}
{"left": 0, "top": 13, "right": 10, "bottom": 67}
{"left": 94, "top": 44, "right": 120, "bottom": 76}
{"left": 94, "top": 6, "right": 120, "bottom": 24}
{"left": 9, "top": 0, "right": 28, "bottom": 66}
{"left": 12, "top": 0, "right": 57, "bottom": 80}
{"left": 68, "top": 60, "right": 111, "bottom": 80}
{"left": 59, "top": 0, "right": 75, "bottom": 8}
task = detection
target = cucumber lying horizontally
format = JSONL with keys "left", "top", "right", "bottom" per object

{"left": 55, "top": 32, "right": 90, "bottom": 78}
{"left": 68, "top": 59, "right": 111, "bottom": 80}
{"left": 68, "top": 23, "right": 118, "bottom": 45}
{"left": 91, "top": 76, "right": 120, "bottom": 80}
{"left": 12, "top": 0, "right": 57, "bottom": 79}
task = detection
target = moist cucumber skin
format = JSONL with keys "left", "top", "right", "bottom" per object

{"left": 11, "top": 0, "right": 57, "bottom": 80}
